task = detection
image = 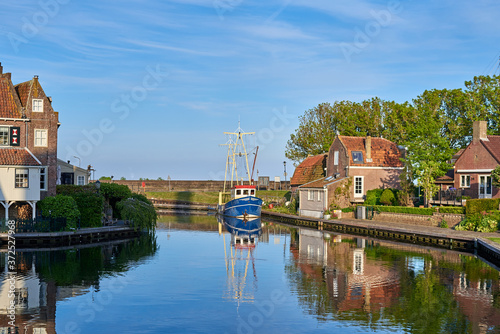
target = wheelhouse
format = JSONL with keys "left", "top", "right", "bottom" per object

{"left": 231, "top": 185, "right": 256, "bottom": 199}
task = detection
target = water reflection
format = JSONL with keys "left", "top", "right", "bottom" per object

{"left": 287, "top": 227, "right": 500, "bottom": 333}
{"left": 218, "top": 215, "right": 262, "bottom": 305}
{"left": 0, "top": 234, "right": 158, "bottom": 333}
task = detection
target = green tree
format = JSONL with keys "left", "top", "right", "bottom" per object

{"left": 38, "top": 195, "right": 80, "bottom": 229}
{"left": 492, "top": 165, "right": 500, "bottom": 189}
{"left": 380, "top": 188, "right": 396, "bottom": 206}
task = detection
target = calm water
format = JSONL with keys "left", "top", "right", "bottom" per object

{"left": 1, "top": 215, "right": 500, "bottom": 334}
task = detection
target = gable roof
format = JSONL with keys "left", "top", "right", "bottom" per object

{"left": 14, "top": 80, "right": 33, "bottom": 108}
{"left": 0, "top": 147, "right": 41, "bottom": 166}
{"left": 337, "top": 135, "right": 403, "bottom": 167}
{"left": 298, "top": 176, "right": 347, "bottom": 189}
{"left": 290, "top": 154, "right": 327, "bottom": 186}
{"left": 481, "top": 136, "right": 500, "bottom": 163}
{"left": 0, "top": 75, "right": 22, "bottom": 118}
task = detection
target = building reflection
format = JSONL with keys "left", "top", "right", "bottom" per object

{"left": 289, "top": 227, "right": 500, "bottom": 333}
{"left": 0, "top": 234, "right": 157, "bottom": 333}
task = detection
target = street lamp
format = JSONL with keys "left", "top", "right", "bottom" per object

{"left": 95, "top": 180, "right": 101, "bottom": 194}
{"left": 283, "top": 161, "right": 287, "bottom": 190}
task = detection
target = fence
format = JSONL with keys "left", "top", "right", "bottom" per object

{"left": 431, "top": 188, "right": 465, "bottom": 206}
{"left": 0, "top": 217, "right": 69, "bottom": 233}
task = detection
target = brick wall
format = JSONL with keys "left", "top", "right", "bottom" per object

{"left": 99, "top": 180, "right": 290, "bottom": 193}
{"left": 368, "top": 211, "right": 464, "bottom": 228}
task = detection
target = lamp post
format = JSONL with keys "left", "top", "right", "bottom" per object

{"left": 283, "top": 161, "right": 287, "bottom": 190}
{"left": 95, "top": 180, "right": 101, "bottom": 194}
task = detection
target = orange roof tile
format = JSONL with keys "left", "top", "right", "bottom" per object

{"left": 14, "top": 80, "right": 32, "bottom": 107}
{"left": 0, "top": 148, "right": 41, "bottom": 166}
{"left": 338, "top": 136, "right": 403, "bottom": 167}
{"left": 290, "top": 154, "right": 327, "bottom": 186}
{"left": 0, "top": 77, "right": 22, "bottom": 118}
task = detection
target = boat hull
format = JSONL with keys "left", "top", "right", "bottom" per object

{"left": 219, "top": 215, "right": 262, "bottom": 237}
{"left": 220, "top": 196, "right": 262, "bottom": 218}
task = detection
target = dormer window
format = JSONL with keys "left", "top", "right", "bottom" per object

{"left": 32, "top": 99, "right": 43, "bottom": 112}
{"left": 352, "top": 151, "right": 363, "bottom": 163}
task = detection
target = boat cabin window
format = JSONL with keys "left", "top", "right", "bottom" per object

{"left": 236, "top": 189, "right": 241, "bottom": 195}
{"left": 243, "top": 189, "right": 249, "bottom": 195}
{"left": 250, "top": 189, "right": 255, "bottom": 195}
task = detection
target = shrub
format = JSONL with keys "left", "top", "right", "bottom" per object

{"left": 466, "top": 198, "right": 500, "bottom": 217}
{"left": 380, "top": 189, "right": 396, "bottom": 206}
{"left": 455, "top": 213, "right": 499, "bottom": 232}
{"left": 100, "top": 183, "right": 133, "bottom": 218}
{"left": 364, "top": 189, "right": 384, "bottom": 205}
{"left": 341, "top": 207, "right": 354, "bottom": 213}
{"left": 38, "top": 195, "right": 80, "bottom": 229}
{"left": 72, "top": 193, "right": 104, "bottom": 227}
{"left": 439, "top": 219, "right": 448, "bottom": 228}
{"left": 373, "top": 205, "right": 435, "bottom": 215}
{"left": 439, "top": 206, "right": 466, "bottom": 214}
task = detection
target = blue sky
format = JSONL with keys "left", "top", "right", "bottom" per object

{"left": 1, "top": 0, "right": 499, "bottom": 180}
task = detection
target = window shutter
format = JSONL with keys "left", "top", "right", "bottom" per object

{"left": 10, "top": 127, "right": 20, "bottom": 146}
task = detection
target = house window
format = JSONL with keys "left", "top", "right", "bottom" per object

{"left": 0, "top": 127, "right": 9, "bottom": 146}
{"left": 317, "top": 190, "right": 321, "bottom": 201}
{"left": 352, "top": 151, "right": 363, "bottom": 163}
{"left": 77, "top": 175, "right": 85, "bottom": 185}
{"left": 34, "top": 129, "right": 48, "bottom": 147}
{"left": 354, "top": 176, "right": 363, "bottom": 197}
{"left": 308, "top": 190, "right": 313, "bottom": 201}
{"left": 40, "top": 167, "right": 46, "bottom": 190}
{"left": 334, "top": 151, "right": 339, "bottom": 166}
{"left": 32, "top": 99, "right": 43, "bottom": 112}
{"left": 460, "top": 175, "right": 470, "bottom": 188}
{"left": 15, "top": 168, "right": 29, "bottom": 188}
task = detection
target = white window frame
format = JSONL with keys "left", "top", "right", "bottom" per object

{"left": 34, "top": 129, "right": 48, "bottom": 147}
{"left": 40, "top": 167, "right": 46, "bottom": 190}
{"left": 0, "top": 126, "right": 9, "bottom": 146}
{"left": 354, "top": 176, "right": 364, "bottom": 197}
{"left": 334, "top": 151, "right": 339, "bottom": 166}
{"left": 77, "top": 175, "right": 85, "bottom": 185}
{"left": 15, "top": 168, "right": 29, "bottom": 188}
{"left": 32, "top": 99, "right": 44, "bottom": 112}
{"left": 317, "top": 190, "right": 321, "bottom": 201}
{"left": 460, "top": 175, "right": 470, "bottom": 188}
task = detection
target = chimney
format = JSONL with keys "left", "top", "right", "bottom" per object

{"left": 0, "top": 62, "right": 3, "bottom": 74}
{"left": 365, "top": 136, "right": 372, "bottom": 161}
{"left": 472, "top": 120, "right": 488, "bottom": 143}
{"left": 33, "top": 75, "right": 39, "bottom": 97}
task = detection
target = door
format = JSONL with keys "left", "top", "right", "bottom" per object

{"left": 478, "top": 175, "right": 492, "bottom": 199}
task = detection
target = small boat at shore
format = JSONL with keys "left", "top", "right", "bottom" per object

{"left": 217, "top": 124, "right": 263, "bottom": 219}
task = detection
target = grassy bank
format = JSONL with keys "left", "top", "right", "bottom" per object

{"left": 147, "top": 190, "right": 290, "bottom": 204}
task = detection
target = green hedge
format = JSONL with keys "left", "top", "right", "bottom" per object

{"left": 38, "top": 195, "right": 80, "bottom": 229}
{"left": 341, "top": 207, "right": 354, "bottom": 213}
{"left": 466, "top": 198, "right": 500, "bottom": 217}
{"left": 72, "top": 193, "right": 104, "bottom": 227}
{"left": 364, "top": 189, "right": 384, "bottom": 205}
{"left": 439, "top": 206, "right": 466, "bottom": 214}
{"left": 372, "top": 205, "right": 435, "bottom": 215}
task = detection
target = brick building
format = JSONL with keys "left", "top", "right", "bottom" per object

{"left": 0, "top": 63, "right": 59, "bottom": 220}
{"left": 454, "top": 121, "right": 500, "bottom": 199}
{"left": 289, "top": 153, "right": 327, "bottom": 193}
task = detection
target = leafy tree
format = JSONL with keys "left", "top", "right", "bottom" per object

{"left": 116, "top": 198, "right": 157, "bottom": 231}
{"left": 120, "top": 177, "right": 127, "bottom": 180}
{"left": 492, "top": 165, "right": 500, "bottom": 189}
{"left": 99, "top": 176, "right": 112, "bottom": 180}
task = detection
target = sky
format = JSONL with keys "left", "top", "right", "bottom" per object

{"left": 1, "top": 0, "right": 499, "bottom": 181}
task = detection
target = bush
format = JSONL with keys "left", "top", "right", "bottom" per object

{"left": 373, "top": 205, "right": 435, "bottom": 215}
{"left": 100, "top": 183, "right": 133, "bottom": 218}
{"left": 380, "top": 189, "right": 396, "bottom": 206}
{"left": 439, "top": 206, "right": 466, "bottom": 214}
{"left": 439, "top": 219, "right": 448, "bottom": 228}
{"left": 455, "top": 213, "right": 499, "bottom": 232}
{"left": 72, "top": 193, "right": 104, "bottom": 227}
{"left": 341, "top": 207, "right": 354, "bottom": 213}
{"left": 38, "top": 195, "right": 80, "bottom": 229}
{"left": 466, "top": 198, "right": 500, "bottom": 217}
{"left": 364, "top": 189, "right": 384, "bottom": 205}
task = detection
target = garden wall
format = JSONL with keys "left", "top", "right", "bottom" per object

{"left": 368, "top": 211, "right": 464, "bottom": 228}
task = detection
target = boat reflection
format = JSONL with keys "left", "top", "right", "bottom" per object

{"left": 218, "top": 215, "right": 262, "bottom": 305}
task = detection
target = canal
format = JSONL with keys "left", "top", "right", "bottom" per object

{"left": 1, "top": 214, "right": 499, "bottom": 333}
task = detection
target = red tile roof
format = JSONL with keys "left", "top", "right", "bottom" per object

{"left": 0, "top": 148, "right": 41, "bottom": 166}
{"left": 0, "top": 76, "right": 22, "bottom": 118}
{"left": 290, "top": 154, "right": 327, "bottom": 186}
{"left": 14, "top": 80, "right": 32, "bottom": 107}
{"left": 482, "top": 136, "right": 500, "bottom": 163}
{"left": 338, "top": 136, "right": 404, "bottom": 167}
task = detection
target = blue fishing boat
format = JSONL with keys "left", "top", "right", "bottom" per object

{"left": 217, "top": 124, "right": 262, "bottom": 219}
{"left": 218, "top": 215, "right": 262, "bottom": 240}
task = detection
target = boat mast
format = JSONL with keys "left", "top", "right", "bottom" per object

{"left": 222, "top": 123, "right": 255, "bottom": 190}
